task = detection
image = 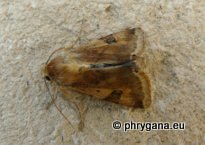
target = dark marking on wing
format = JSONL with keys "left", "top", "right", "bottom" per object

{"left": 100, "top": 35, "right": 117, "bottom": 44}
{"left": 104, "top": 90, "right": 123, "bottom": 104}
{"left": 89, "top": 60, "right": 135, "bottom": 69}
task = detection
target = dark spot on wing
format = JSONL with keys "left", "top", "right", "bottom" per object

{"left": 110, "top": 90, "right": 123, "bottom": 99}
{"left": 128, "top": 28, "right": 135, "bottom": 34}
{"left": 96, "top": 90, "right": 100, "bottom": 92}
{"left": 131, "top": 54, "right": 137, "bottom": 60}
{"left": 100, "top": 35, "right": 117, "bottom": 44}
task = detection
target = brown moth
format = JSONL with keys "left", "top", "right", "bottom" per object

{"left": 44, "top": 28, "right": 151, "bottom": 108}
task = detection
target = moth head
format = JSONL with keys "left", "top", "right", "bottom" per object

{"left": 43, "top": 56, "right": 57, "bottom": 81}
{"left": 44, "top": 74, "right": 51, "bottom": 81}
{"left": 43, "top": 47, "right": 67, "bottom": 82}
{"left": 43, "top": 56, "right": 70, "bottom": 85}
{"left": 43, "top": 64, "right": 52, "bottom": 82}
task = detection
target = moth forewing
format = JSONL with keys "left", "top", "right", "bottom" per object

{"left": 44, "top": 28, "right": 151, "bottom": 108}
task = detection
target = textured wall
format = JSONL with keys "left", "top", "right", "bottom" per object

{"left": 0, "top": 0, "right": 204, "bottom": 145}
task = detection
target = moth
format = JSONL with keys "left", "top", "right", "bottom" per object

{"left": 44, "top": 28, "right": 151, "bottom": 109}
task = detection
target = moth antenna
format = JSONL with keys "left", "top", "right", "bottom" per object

{"left": 46, "top": 17, "right": 85, "bottom": 65}
{"left": 46, "top": 47, "right": 65, "bottom": 64}
{"left": 45, "top": 26, "right": 83, "bottom": 65}
{"left": 44, "top": 79, "right": 74, "bottom": 130}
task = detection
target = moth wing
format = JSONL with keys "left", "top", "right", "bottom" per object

{"left": 46, "top": 28, "right": 151, "bottom": 108}
{"left": 69, "top": 28, "right": 139, "bottom": 64}
{"left": 61, "top": 63, "right": 151, "bottom": 108}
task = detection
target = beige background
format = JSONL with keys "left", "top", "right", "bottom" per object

{"left": 0, "top": 0, "right": 204, "bottom": 145}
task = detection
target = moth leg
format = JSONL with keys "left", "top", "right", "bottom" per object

{"left": 78, "top": 106, "right": 88, "bottom": 131}
{"left": 45, "top": 87, "right": 58, "bottom": 110}
{"left": 44, "top": 14, "right": 85, "bottom": 50}
{"left": 46, "top": 95, "right": 57, "bottom": 110}
{"left": 128, "top": 107, "right": 135, "bottom": 114}
{"left": 69, "top": 100, "right": 88, "bottom": 131}
{"left": 67, "top": 17, "right": 86, "bottom": 51}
